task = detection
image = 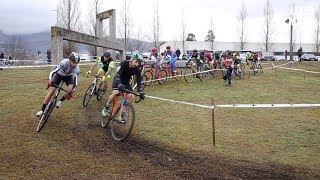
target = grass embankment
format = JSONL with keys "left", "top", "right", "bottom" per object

{"left": 0, "top": 61, "right": 319, "bottom": 178}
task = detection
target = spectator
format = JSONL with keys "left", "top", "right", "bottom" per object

{"left": 0, "top": 51, "right": 4, "bottom": 59}
{"left": 298, "top": 47, "right": 303, "bottom": 62}
{"left": 47, "top": 50, "right": 52, "bottom": 64}
{"left": 285, "top": 50, "right": 288, "bottom": 60}
{"left": 175, "top": 48, "right": 181, "bottom": 60}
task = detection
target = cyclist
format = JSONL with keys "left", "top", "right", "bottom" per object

{"left": 102, "top": 51, "right": 145, "bottom": 117}
{"left": 187, "top": 49, "right": 204, "bottom": 73}
{"left": 163, "top": 46, "right": 178, "bottom": 75}
{"left": 36, "top": 52, "right": 80, "bottom": 117}
{"left": 85, "top": 51, "right": 115, "bottom": 92}
{"left": 149, "top": 47, "right": 162, "bottom": 77}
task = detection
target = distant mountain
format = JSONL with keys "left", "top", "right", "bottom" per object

{"left": 0, "top": 30, "right": 157, "bottom": 54}
{"left": 0, "top": 30, "right": 51, "bottom": 53}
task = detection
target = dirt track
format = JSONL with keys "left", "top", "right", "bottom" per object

{"left": 70, "top": 110, "right": 320, "bottom": 179}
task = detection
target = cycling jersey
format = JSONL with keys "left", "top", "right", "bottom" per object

{"left": 49, "top": 59, "right": 80, "bottom": 86}
{"left": 97, "top": 56, "right": 115, "bottom": 74}
{"left": 112, "top": 60, "right": 142, "bottom": 92}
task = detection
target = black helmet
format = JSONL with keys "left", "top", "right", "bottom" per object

{"left": 69, "top": 52, "right": 80, "bottom": 62}
{"left": 103, "top": 51, "right": 111, "bottom": 58}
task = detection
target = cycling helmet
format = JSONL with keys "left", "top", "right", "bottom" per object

{"left": 166, "top": 46, "right": 171, "bottom": 50}
{"left": 69, "top": 52, "right": 80, "bottom": 62}
{"left": 103, "top": 51, "right": 111, "bottom": 58}
{"left": 151, "top": 47, "right": 157, "bottom": 53}
{"left": 193, "top": 49, "right": 197, "bottom": 53}
{"left": 131, "top": 51, "right": 143, "bottom": 62}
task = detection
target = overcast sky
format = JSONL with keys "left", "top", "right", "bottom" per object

{"left": 0, "top": 0, "right": 319, "bottom": 43}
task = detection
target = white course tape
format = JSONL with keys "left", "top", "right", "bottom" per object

{"left": 146, "top": 95, "right": 320, "bottom": 109}
{"left": 215, "top": 104, "right": 320, "bottom": 108}
{"left": 145, "top": 95, "right": 214, "bottom": 109}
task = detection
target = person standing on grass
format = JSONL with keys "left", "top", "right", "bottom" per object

{"left": 223, "top": 52, "right": 233, "bottom": 86}
{"left": 36, "top": 52, "right": 80, "bottom": 117}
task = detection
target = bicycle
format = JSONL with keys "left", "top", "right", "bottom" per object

{"left": 184, "top": 61, "right": 209, "bottom": 83}
{"left": 83, "top": 75, "right": 106, "bottom": 106}
{"left": 232, "top": 64, "right": 244, "bottom": 79}
{"left": 101, "top": 89, "right": 143, "bottom": 141}
{"left": 37, "top": 82, "right": 68, "bottom": 132}
{"left": 143, "top": 64, "right": 167, "bottom": 86}
{"left": 163, "top": 62, "right": 183, "bottom": 81}
{"left": 255, "top": 60, "right": 263, "bottom": 73}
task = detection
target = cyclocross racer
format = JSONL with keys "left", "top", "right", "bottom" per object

{"left": 36, "top": 52, "right": 80, "bottom": 117}
{"left": 102, "top": 51, "right": 145, "bottom": 117}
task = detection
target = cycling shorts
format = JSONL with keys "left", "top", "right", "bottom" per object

{"left": 52, "top": 73, "right": 74, "bottom": 86}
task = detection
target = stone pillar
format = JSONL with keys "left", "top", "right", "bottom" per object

{"left": 51, "top": 26, "right": 64, "bottom": 65}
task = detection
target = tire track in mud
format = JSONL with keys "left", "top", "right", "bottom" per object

{"left": 70, "top": 107, "right": 320, "bottom": 179}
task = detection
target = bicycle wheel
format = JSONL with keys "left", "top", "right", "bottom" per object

{"left": 157, "top": 69, "right": 167, "bottom": 85}
{"left": 237, "top": 69, "right": 244, "bottom": 79}
{"left": 258, "top": 64, "right": 263, "bottom": 73}
{"left": 174, "top": 68, "right": 183, "bottom": 80}
{"left": 101, "top": 102, "right": 113, "bottom": 128}
{"left": 111, "top": 103, "right": 135, "bottom": 141}
{"left": 96, "top": 82, "right": 104, "bottom": 101}
{"left": 143, "top": 70, "right": 153, "bottom": 86}
{"left": 198, "top": 67, "right": 208, "bottom": 81}
{"left": 184, "top": 69, "right": 195, "bottom": 83}
{"left": 83, "top": 83, "right": 95, "bottom": 106}
{"left": 37, "top": 97, "right": 56, "bottom": 132}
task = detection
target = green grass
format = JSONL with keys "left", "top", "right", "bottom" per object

{"left": 0, "top": 61, "right": 320, "bottom": 177}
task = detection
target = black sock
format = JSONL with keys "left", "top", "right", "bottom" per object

{"left": 41, "top": 104, "right": 46, "bottom": 111}
{"left": 60, "top": 96, "right": 66, "bottom": 101}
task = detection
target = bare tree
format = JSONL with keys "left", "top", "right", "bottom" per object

{"left": 261, "top": 0, "right": 274, "bottom": 52}
{"left": 86, "top": 0, "right": 103, "bottom": 56}
{"left": 236, "top": 1, "right": 248, "bottom": 50}
{"left": 3, "top": 35, "right": 28, "bottom": 60}
{"left": 181, "top": 10, "right": 187, "bottom": 55}
{"left": 205, "top": 17, "right": 215, "bottom": 50}
{"left": 118, "top": 0, "right": 132, "bottom": 51}
{"left": 58, "top": 0, "right": 81, "bottom": 57}
{"left": 152, "top": 0, "right": 160, "bottom": 50}
{"left": 314, "top": 4, "right": 320, "bottom": 52}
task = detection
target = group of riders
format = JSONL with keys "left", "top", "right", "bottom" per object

{"left": 35, "top": 46, "right": 262, "bottom": 118}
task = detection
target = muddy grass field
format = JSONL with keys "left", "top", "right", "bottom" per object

{"left": 0, "top": 61, "right": 320, "bottom": 179}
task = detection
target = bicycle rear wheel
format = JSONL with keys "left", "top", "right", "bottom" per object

{"left": 37, "top": 97, "right": 56, "bottom": 132}
{"left": 184, "top": 69, "right": 195, "bottom": 83}
{"left": 83, "top": 83, "right": 95, "bottom": 106}
{"left": 111, "top": 103, "right": 135, "bottom": 141}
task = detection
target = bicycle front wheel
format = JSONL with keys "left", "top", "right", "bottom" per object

{"left": 184, "top": 69, "right": 195, "bottom": 83}
{"left": 37, "top": 97, "right": 56, "bottom": 132}
{"left": 258, "top": 64, "right": 263, "bottom": 73}
{"left": 174, "top": 68, "right": 183, "bottom": 80}
{"left": 157, "top": 69, "right": 167, "bottom": 85}
{"left": 111, "top": 103, "right": 135, "bottom": 141}
{"left": 143, "top": 70, "right": 153, "bottom": 86}
{"left": 96, "top": 82, "right": 105, "bottom": 101}
{"left": 83, "top": 83, "right": 95, "bottom": 106}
